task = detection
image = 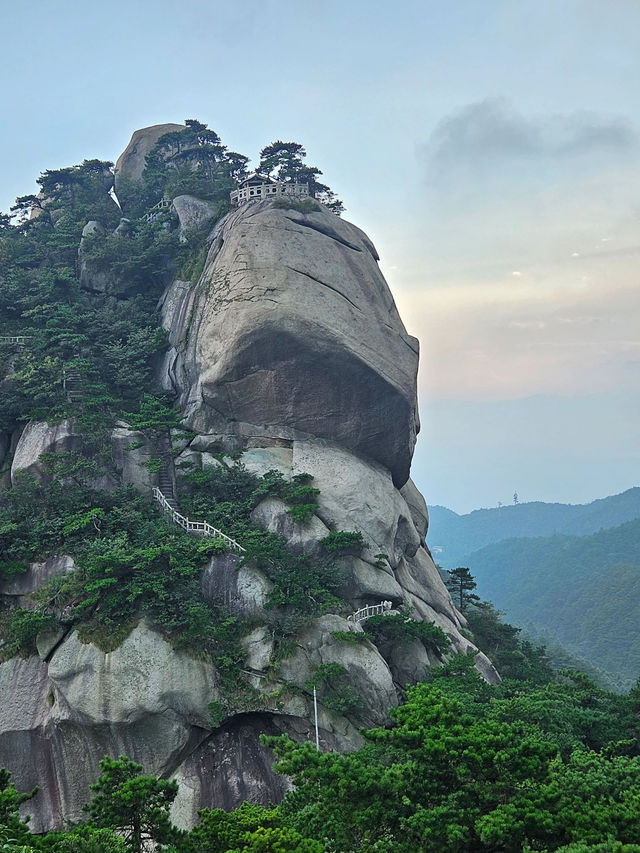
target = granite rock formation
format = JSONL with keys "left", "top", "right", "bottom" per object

{"left": 0, "top": 125, "right": 499, "bottom": 832}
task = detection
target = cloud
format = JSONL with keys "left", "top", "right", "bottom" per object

{"left": 424, "top": 98, "right": 638, "bottom": 190}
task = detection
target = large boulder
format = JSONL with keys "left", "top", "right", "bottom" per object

{"left": 114, "top": 123, "right": 182, "bottom": 195}
{"left": 159, "top": 201, "right": 420, "bottom": 487}
{"left": 278, "top": 614, "right": 398, "bottom": 729}
{"left": 0, "top": 555, "right": 75, "bottom": 602}
{"left": 172, "top": 195, "right": 217, "bottom": 236}
{"left": 291, "top": 439, "right": 421, "bottom": 567}
{"left": 47, "top": 622, "right": 219, "bottom": 727}
{"left": 11, "top": 421, "right": 80, "bottom": 485}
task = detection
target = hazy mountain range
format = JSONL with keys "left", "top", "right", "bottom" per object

{"left": 427, "top": 488, "right": 640, "bottom": 689}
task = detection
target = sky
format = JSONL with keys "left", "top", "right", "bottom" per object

{"left": 0, "top": 0, "right": 638, "bottom": 512}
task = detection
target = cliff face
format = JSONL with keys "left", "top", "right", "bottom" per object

{"left": 0, "top": 125, "right": 498, "bottom": 833}
{"left": 159, "top": 201, "right": 420, "bottom": 487}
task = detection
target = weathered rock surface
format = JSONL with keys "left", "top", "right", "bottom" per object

{"left": 172, "top": 194, "right": 217, "bottom": 235}
{"left": 0, "top": 624, "right": 222, "bottom": 831}
{"left": 114, "top": 123, "right": 182, "bottom": 196}
{"left": 201, "top": 554, "right": 272, "bottom": 617}
{"left": 11, "top": 420, "right": 80, "bottom": 484}
{"left": 158, "top": 201, "right": 420, "bottom": 487}
{"left": 111, "top": 423, "right": 156, "bottom": 492}
{"left": 400, "top": 477, "right": 429, "bottom": 540}
{"left": 278, "top": 614, "right": 398, "bottom": 728}
{"left": 48, "top": 622, "right": 218, "bottom": 726}
{"left": 0, "top": 555, "right": 75, "bottom": 603}
{"left": 170, "top": 716, "right": 293, "bottom": 830}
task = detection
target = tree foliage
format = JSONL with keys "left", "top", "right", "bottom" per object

{"left": 258, "top": 141, "right": 344, "bottom": 213}
{"left": 83, "top": 757, "right": 177, "bottom": 853}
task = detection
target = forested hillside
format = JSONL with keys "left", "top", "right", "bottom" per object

{"left": 466, "top": 518, "right": 640, "bottom": 689}
{"left": 427, "top": 488, "right": 640, "bottom": 567}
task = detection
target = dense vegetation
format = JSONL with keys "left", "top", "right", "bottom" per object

{"left": 0, "top": 119, "right": 342, "bottom": 445}
{"left": 464, "top": 519, "right": 640, "bottom": 690}
{"left": 3, "top": 660, "right": 640, "bottom": 852}
{"left": 0, "top": 458, "right": 359, "bottom": 710}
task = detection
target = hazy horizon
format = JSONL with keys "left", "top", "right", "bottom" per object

{"left": 1, "top": 0, "right": 638, "bottom": 512}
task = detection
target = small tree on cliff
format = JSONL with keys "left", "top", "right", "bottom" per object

{"left": 83, "top": 756, "right": 178, "bottom": 853}
{"left": 258, "top": 140, "right": 344, "bottom": 213}
{"left": 445, "top": 566, "right": 480, "bottom": 611}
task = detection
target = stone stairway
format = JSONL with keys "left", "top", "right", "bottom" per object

{"left": 157, "top": 433, "right": 178, "bottom": 510}
{"left": 151, "top": 430, "right": 245, "bottom": 553}
{"left": 63, "top": 371, "right": 84, "bottom": 404}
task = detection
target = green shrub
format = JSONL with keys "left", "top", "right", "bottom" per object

{"left": 253, "top": 470, "right": 320, "bottom": 523}
{"left": 321, "top": 531, "right": 367, "bottom": 554}
{"left": 305, "top": 663, "right": 365, "bottom": 715}
{"left": 0, "top": 560, "right": 28, "bottom": 582}
{"left": 364, "top": 613, "right": 451, "bottom": 655}
{"left": 331, "top": 630, "right": 369, "bottom": 645}
{"left": 5, "top": 609, "right": 55, "bottom": 657}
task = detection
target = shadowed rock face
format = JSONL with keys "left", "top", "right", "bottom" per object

{"left": 160, "top": 201, "right": 420, "bottom": 487}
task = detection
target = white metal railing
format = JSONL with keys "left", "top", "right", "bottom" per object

{"left": 152, "top": 487, "right": 245, "bottom": 553}
{"left": 0, "top": 335, "right": 29, "bottom": 345}
{"left": 143, "top": 198, "right": 172, "bottom": 222}
{"left": 347, "top": 601, "right": 395, "bottom": 624}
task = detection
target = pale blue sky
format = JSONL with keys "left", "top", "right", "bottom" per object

{"left": 1, "top": 0, "right": 638, "bottom": 511}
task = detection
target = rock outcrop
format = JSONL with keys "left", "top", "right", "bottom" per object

{"left": 158, "top": 201, "right": 420, "bottom": 487}
{"left": 114, "top": 123, "right": 182, "bottom": 196}
{"left": 11, "top": 421, "right": 80, "bottom": 485}
{"left": 0, "top": 126, "right": 499, "bottom": 832}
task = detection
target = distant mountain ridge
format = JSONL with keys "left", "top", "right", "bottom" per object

{"left": 427, "top": 487, "right": 640, "bottom": 567}
{"left": 463, "top": 518, "right": 640, "bottom": 690}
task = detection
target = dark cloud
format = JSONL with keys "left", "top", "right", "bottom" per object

{"left": 424, "top": 98, "right": 638, "bottom": 187}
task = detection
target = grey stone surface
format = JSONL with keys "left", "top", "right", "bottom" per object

{"left": 241, "top": 626, "right": 273, "bottom": 672}
{"left": 291, "top": 439, "right": 421, "bottom": 566}
{"left": 201, "top": 554, "right": 272, "bottom": 617}
{"left": 250, "top": 496, "right": 330, "bottom": 556}
{"left": 111, "top": 425, "right": 156, "bottom": 493}
{"left": 474, "top": 651, "right": 501, "bottom": 685}
{"left": 114, "top": 123, "right": 183, "bottom": 196}
{"left": 342, "top": 556, "right": 405, "bottom": 606}
{"left": 11, "top": 420, "right": 80, "bottom": 484}
{"left": 0, "top": 555, "right": 75, "bottom": 600}
{"left": 159, "top": 201, "right": 420, "bottom": 487}
{"left": 278, "top": 614, "right": 397, "bottom": 727}
{"left": 394, "top": 549, "right": 462, "bottom": 625}
{"left": 240, "top": 446, "right": 293, "bottom": 479}
{"left": 383, "top": 638, "right": 434, "bottom": 687}
{"left": 400, "top": 477, "right": 429, "bottom": 540}
{"left": 172, "top": 195, "right": 217, "bottom": 235}
{"left": 170, "top": 716, "right": 293, "bottom": 829}
{"left": 48, "top": 622, "right": 219, "bottom": 726}
{"left": 0, "top": 647, "right": 207, "bottom": 833}
{"left": 36, "top": 626, "right": 67, "bottom": 660}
